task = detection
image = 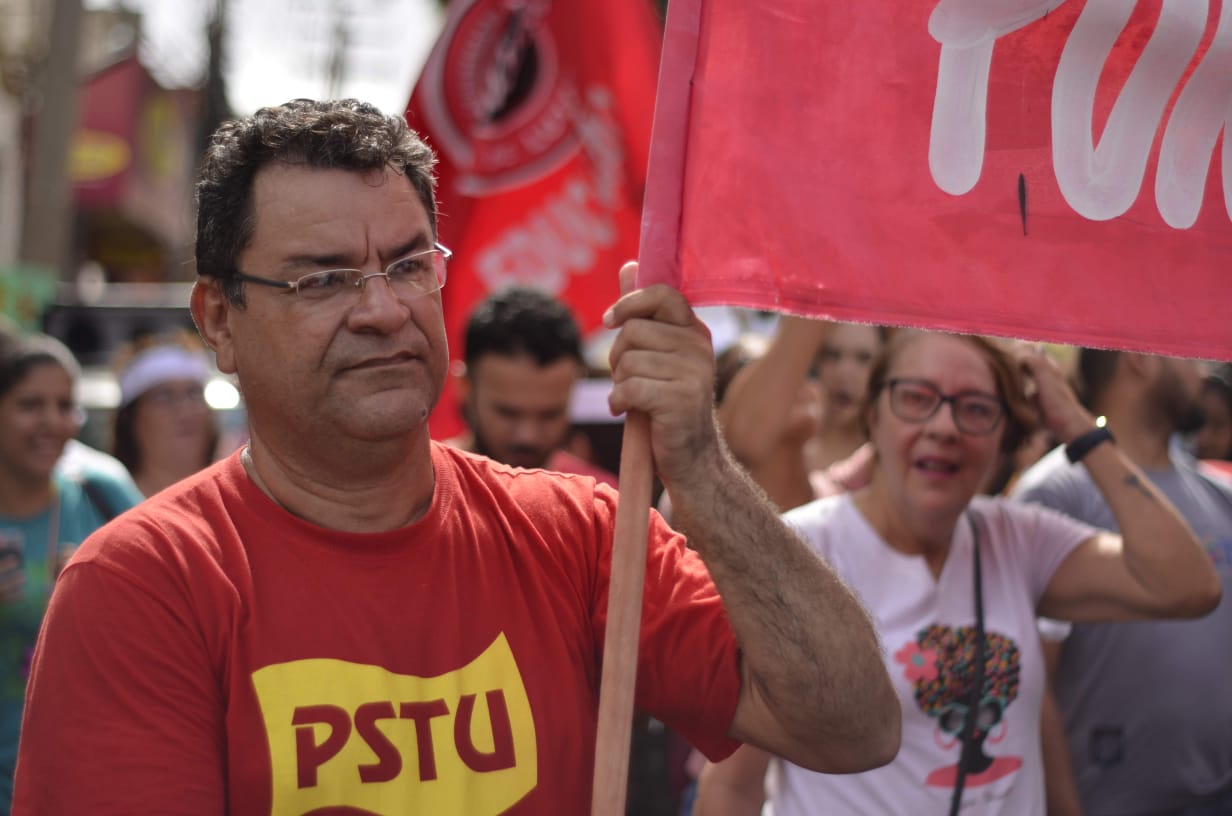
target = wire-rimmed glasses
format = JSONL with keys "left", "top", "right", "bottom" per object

{"left": 886, "top": 378, "right": 1005, "bottom": 435}
{"left": 233, "top": 243, "right": 452, "bottom": 301}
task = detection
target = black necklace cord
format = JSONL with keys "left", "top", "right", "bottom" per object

{"left": 949, "top": 511, "right": 986, "bottom": 816}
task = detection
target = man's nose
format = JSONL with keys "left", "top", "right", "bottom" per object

{"left": 347, "top": 274, "right": 410, "bottom": 331}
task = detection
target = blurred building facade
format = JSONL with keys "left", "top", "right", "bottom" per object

{"left": 1, "top": 0, "right": 207, "bottom": 360}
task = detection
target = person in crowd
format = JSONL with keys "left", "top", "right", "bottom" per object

{"left": 804, "top": 320, "right": 885, "bottom": 472}
{"left": 718, "top": 316, "right": 880, "bottom": 511}
{"left": 0, "top": 317, "right": 143, "bottom": 500}
{"left": 0, "top": 330, "right": 142, "bottom": 815}
{"left": 13, "top": 98, "right": 900, "bottom": 813}
{"left": 715, "top": 324, "right": 826, "bottom": 511}
{"left": 110, "top": 331, "right": 221, "bottom": 497}
{"left": 1012, "top": 348, "right": 1232, "bottom": 816}
{"left": 696, "top": 331, "right": 1221, "bottom": 815}
{"left": 1194, "top": 366, "right": 1232, "bottom": 462}
{"left": 445, "top": 286, "right": 615, "bottom": 484}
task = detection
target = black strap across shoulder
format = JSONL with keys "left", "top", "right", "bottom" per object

{"left": 949, "top": 510, "right": 986, "bottom": 816}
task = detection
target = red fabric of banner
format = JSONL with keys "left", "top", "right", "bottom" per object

{"left": 640, "top": 0, "right": 1232, "bottom": 359}
{"left": 407, "top": 0, "right": 661, "bottom": 438}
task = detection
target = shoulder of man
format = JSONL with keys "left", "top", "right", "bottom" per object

{"left": 1177, "top": 453, "right": 1232, "bottom": 512}
{"left": 434, "top": 441, "right": 616, "bottom": 515}
{"left": 1010, "top": 444, "right": 1082, "bottom": 494}
{"left": 1008, "top": 444, "right": 1093, "bottom": 519}
{"left": 65, "top": 455, "right": 246, "bottom": 582}
{"left": 545, "top": 449, "right": 618, "bottom": 489}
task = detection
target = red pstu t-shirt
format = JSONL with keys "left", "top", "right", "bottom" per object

{"left": 14, "top": 444, "right": 741, "bottom": 814}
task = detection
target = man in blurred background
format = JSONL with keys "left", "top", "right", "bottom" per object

{"left": 447, "top": 286, "right": 615, "bottom": 485}
{"left": 1013, "top": 348, "right": 1232, "bottom": 816}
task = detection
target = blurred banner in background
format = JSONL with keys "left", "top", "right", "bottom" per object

{"left": 407, "top": 0, "right": 662, "bottom": 439}
{"left": 639, "top": 0, "right": 1232, "bottom": 360}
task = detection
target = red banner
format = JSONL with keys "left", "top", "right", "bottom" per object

{"left": 407, "top": 0, "right": 662, "bottom": 438}
{"left": 639, "top": 0, "right": 1232, "bottom": 360}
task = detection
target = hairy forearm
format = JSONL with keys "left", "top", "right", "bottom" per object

{"left": 668, "top": 443, "right": 899, "bottom": 770}
{"left": 1082, "top": 442, "right": 1221, "bottom": 616}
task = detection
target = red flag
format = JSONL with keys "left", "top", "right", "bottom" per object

{"left": 407, "top": 0, "right": 662, "bottom": 439}
{"left": 639, "top": 0, "right": 1232, "bottom": 359}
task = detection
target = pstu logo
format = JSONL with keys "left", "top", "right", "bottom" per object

{"left": 253, "top": 633, "right": 537, "bottom": 815}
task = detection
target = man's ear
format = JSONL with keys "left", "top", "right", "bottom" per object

{"left": 191, "top": 279, "right": 238, "bottom": 374}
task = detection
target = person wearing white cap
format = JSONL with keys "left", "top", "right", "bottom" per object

{"left": 0, "top": 329, "right": 142, "bottom": 814}
{"left": 110, "top": 333, "right": 220, "bottom": 497}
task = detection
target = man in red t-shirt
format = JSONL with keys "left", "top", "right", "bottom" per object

{"left": 14, "top": 99, "right": 900, "bottom": 814}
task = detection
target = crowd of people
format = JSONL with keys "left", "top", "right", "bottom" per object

{"left": 0, "top": 97, "right": 1227, "bottom": 815}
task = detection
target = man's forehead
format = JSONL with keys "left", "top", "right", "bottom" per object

{"left": 251, "top": 164, "right": 424, "bottom": 208}
{"left": 247, "top": 164, "right": 430, "bottom": 249}
{"left": 472, "top": 354, "right": 579, "bottom": 395}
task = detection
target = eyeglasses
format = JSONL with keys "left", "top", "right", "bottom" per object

{"left": 886, "top": 378, "right": 1005, "bottom": 436}
{"left": 233, "top": 244, "right": 452, "bottom": 301}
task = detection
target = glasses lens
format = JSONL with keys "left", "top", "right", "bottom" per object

{"left": 385, "top": 250, "right": 446, "bottom": 296}
{"left": 890, "top": 381, "right": 941, "bottom": 421}
{"left": 953, "top": 396, "right": 1003, "bottom": 435}
{"left": 296, "top": 269, "right": 361, "bottom": 298}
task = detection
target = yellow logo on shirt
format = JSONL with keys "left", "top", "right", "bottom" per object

{"left": 252, "top": 633, "right": 537, "bottom": 815}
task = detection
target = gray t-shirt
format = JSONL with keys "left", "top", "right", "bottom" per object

{"left": 1012, "top": 446, "right": 1232, "bottom": 815}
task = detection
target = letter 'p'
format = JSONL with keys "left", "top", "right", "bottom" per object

{"left": 293, "top": 705, "right": 352, "bottom": 788}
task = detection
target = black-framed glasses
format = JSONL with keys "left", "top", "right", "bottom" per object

{"left": 886, "top": 378, "right": 1004, "bottom": 436}
{"left": 233, "top": 243, "right": 452, "bottom": 301}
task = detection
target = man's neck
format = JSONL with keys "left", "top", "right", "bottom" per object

{"left": 242, "top": 432, "right": 436, "bottom": 533}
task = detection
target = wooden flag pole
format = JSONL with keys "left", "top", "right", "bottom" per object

{"left": 590, "top": 410, "right": 654, "bottom": 816}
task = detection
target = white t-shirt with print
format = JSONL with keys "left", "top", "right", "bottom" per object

{"left": 770, "top": 494, "right": 1096, "bottom": 816}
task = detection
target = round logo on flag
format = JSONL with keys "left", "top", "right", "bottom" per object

{"left": 416, "top": 0, "right": 582, "bottom": 197}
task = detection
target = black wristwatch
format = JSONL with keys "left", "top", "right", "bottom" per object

{"left": 1065, "top": 426, "right": 1115, "bottom": 464}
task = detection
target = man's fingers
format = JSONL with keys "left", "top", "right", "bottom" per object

{"left": 604, "top": 283, "right": 698, "bottom": 330}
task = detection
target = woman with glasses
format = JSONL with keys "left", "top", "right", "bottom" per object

{"left": 696, "top": 330, "right": 1221, "bottom": 816}
{"left": 0, "top": 330, "right": 142, "bottom": 814}
{"left": 110, "top": 332, "right": 223, "bottom": 497}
